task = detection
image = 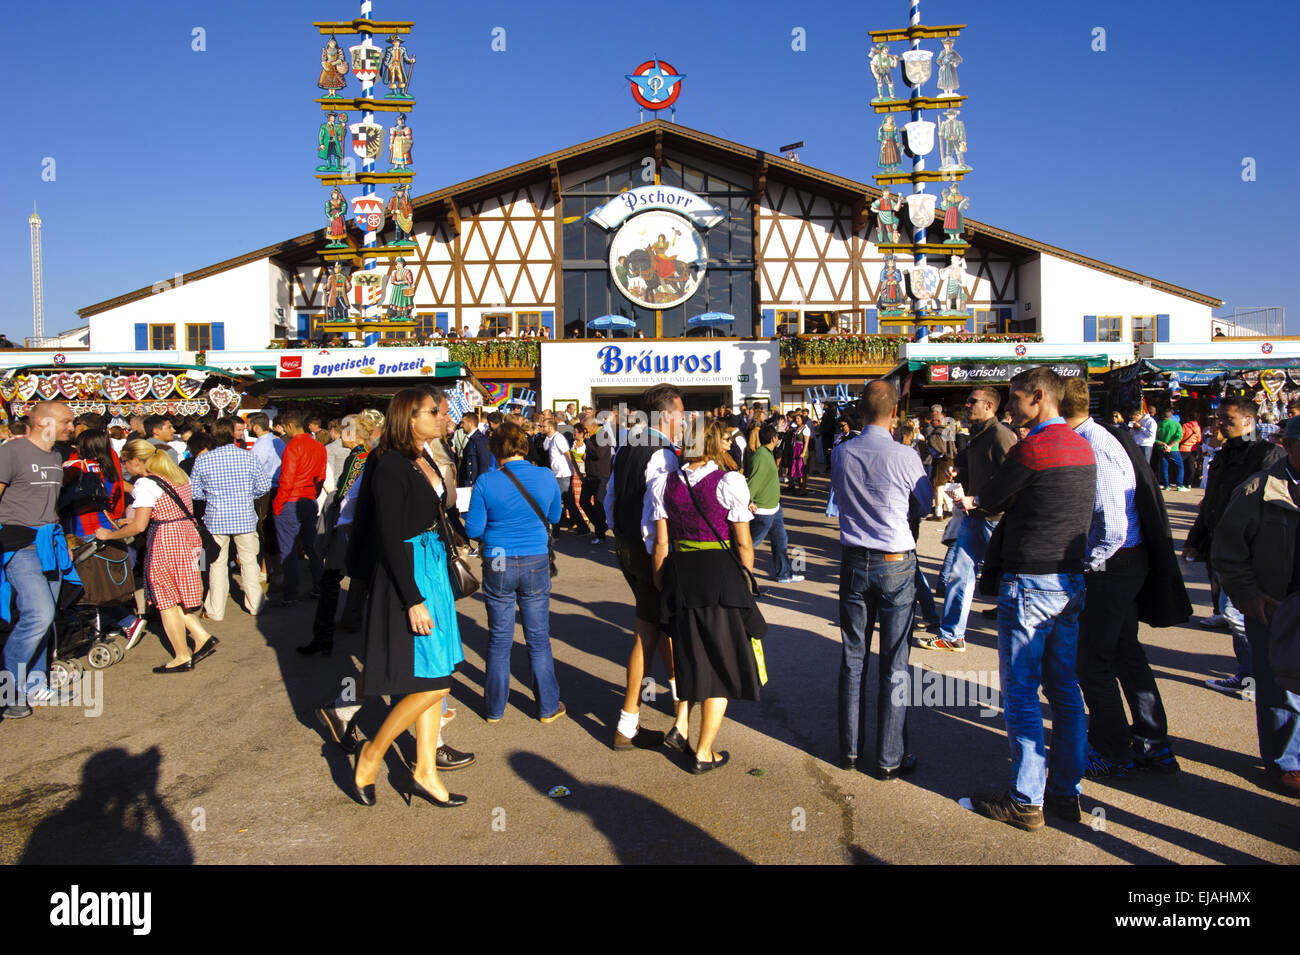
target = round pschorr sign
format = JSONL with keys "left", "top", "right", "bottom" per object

{"left": 610, "top": 210, "right": 706, "bottom": 310}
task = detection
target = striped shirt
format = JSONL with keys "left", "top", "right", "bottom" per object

{"left": 190, "top": 444, "right": 273, "bottom": 535}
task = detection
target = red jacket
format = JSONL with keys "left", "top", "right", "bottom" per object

{"left": 273, "top": 433, "right": 327, "bottom": 514}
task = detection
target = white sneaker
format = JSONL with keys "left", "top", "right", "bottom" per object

{"left": 776, "top": 574, "right": 805, "bottom": 584}
{"left": 1198, "top": 614, "right": 1229, "bottom": 630}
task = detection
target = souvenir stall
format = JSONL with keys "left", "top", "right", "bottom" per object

{"left": 1110, "top": 339, "right": 1300, "bottom": 420}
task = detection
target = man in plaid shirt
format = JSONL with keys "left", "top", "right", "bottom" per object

{"left": 191, "top": 418, "right": 272, "bottom": 619}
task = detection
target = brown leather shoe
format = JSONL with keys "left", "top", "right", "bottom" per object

{"left": 613, "top": 727, "right": 665, "bottom": 751}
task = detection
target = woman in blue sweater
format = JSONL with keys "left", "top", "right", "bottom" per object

{"left": 464, "top": 421, "right": 565, "bottom": 723}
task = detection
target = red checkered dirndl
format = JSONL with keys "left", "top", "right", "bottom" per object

{"left": 144, "top": 479, "right": 204, "bottom": 612}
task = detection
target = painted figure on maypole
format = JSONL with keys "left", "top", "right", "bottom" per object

{"left": 877, "top": 255, "right": 907, "bottom": 314}
{"left": 381, "top": 35, "right": 415, "bottom": 98}
{"left": 937, "top": 183, "right": 969, "bottom": 245}
{"left": 317, "top": 111, "right": 348, "bottom": 171}
{"left": 388, "top": 112, "right": 412, "bottom": 170}
{"left": 386, "top": 183, "right": 415, "bottom": 246}
{"left": 869, "top": 42, "right": 898, "bottom": 102}
{"left": 325, "top": 186, "right": 349, "bottom": 247}
{"left": 936, "top": 38, "right": 962, "bottom": 96}
{"left": 878, "top": 115, "right": 902, "bottom": 173}
{"left": 319, "top": 36, "right": 348, "bottom": 97}
{"left": 871, "top": 186, "right": 903, "bottom": 245}
{"left": 385, "top": 256, "right": 415, "bottom": 319}
{"left": 324, "top": 261, "right": 353, "bottom": 321}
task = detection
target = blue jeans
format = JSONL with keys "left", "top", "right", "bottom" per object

{"left": 1157, "top": 447, "right": 1183, "bottom": 488}
{"left": 2, "top": 547, "right": 61, "bottom": 701}
{"left": 939, "top": 516, "right": 994, "bottom": 643}
{"left": 1217, "top": 588, "right": 1251, "bottom": 678}
{"left": 1245, "top": 616, "right": 1300, "bottom": 772}
{"left": 838, "top": 549, "right": 914, "bottom": 768}
{"left": 997, "top": 572, "right": 1088, "bottom": 806}
{"left": 275, "top": 497, "right": 323, "bottom": 601}
{"left": 482, "top": 552, "right": 560, "bottom": 720}
{"left": 750, "top": 508, "right": 794, "bottom": 579}
{"left": 914, "top": 565, "right": 938, "bottom": 626}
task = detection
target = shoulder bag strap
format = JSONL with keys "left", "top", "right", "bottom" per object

{"left": 678, "top": 468, "right": 760, "bottom": 595}
{"left": 500, "top": 465, "right": 557, "bottom": 574}
{"left": 153, "top": 479, "right": 200, "bottom": 527}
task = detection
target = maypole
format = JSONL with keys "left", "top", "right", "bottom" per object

{"left": 867, "top": 4, "right": 970, "bottom": 341}
{"left": 313, "top": 0, "right": 417, "bottom": 346}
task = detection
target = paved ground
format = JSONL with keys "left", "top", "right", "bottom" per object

{"left": 0, "top": 476, "right": 1296, "bottom": 864}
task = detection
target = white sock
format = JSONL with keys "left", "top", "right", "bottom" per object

{"left": 617, "top": 709, "right": 639, "bottom": 740}
{"left": 669, "top": 679, "right": 679, "bottom": 703}
{"left": 437, "top": 728, "right": 445, "bottom": 748}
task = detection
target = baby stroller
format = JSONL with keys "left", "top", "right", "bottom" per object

{"left": 43, "top": 538, "right": 138, "bottom": 689}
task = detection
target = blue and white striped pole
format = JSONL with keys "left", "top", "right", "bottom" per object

{"left": 360, "top": 0, "right": 380, "bottom": 346}
{"left": 909, "top": 0, "right": 929, "bottom": 343}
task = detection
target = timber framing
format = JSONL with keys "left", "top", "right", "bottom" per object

{"left": 78, "top": 119, "right": 1221, "bottom": 319}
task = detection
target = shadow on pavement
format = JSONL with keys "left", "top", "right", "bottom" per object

{"left": 20, "top": 746, "right": 193, "bottom": 864}
{"left": 508, "top": 750, "right": 751, "bottom": 864}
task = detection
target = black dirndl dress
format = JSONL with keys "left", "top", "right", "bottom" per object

{"left": 660, "top": 547, "right": 767, "bottom": 702}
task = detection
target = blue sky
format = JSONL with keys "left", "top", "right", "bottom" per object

{"left": 2, "top": 0, "right": 1297, "bottom": 339}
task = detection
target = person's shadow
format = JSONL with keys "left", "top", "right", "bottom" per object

{"left": 21, "top": 747, "right": 194, "bottom": 864}
{"left": 508, "top": 751, "right": 751, "bottom": 864}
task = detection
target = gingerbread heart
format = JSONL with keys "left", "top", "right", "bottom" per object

{"left": 166, "top": 401, "right": 181, "bottom": 415}
{"left": 125, "top": 375, "right": 151, "bottom": 401}
{"left": 101, "top": 376, "right": 128, "bottom": 402}
{"left": 196, "top": 400, "right": 210, "bottom": 415}
{"left": 90, "top": 402, "right": 106, "bottom": 415}
{"left": 0, "top": 380, "right": 14, "bottom": 402}
{"left": 151, "top": 374, "right": 177, "bottom": 400}
{"left": 15, "top": 376, "right": 38, "bottom": 402}
{"left": 36, "top": 376, "right": 60, "bottom": 400}
{"left": 131, "top": 402, "right": 146, "bottom": 416}
{"left": 58, "top": 372, "right": 81, "bottom": 400}
{"left": 206, "top": 385, "right": 235, "bottom": 411}
{"left": 175, "top": 373, "right": 206, "bottom": 399}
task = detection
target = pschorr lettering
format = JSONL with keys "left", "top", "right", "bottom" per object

{"left": 50, "top": 885, "right": 151, "bottom": 935}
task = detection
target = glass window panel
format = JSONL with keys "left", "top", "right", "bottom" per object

{"left": 1132, "top": 315, "right": 1153, "bottom": 343}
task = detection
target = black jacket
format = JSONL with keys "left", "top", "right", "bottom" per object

{"left": 1187, "top": 434, "right": 1285, "bottom": 552}
{"left": 458, "top": 429, "right": 492, "bottom": 488}
{"left": 1107, "top": 424, "right": 1192, "bottom": 628}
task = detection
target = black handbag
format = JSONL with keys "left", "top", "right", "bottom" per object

{"left": 421, "top": 463, "right": 479, "bottom": 600}
{"left": 152, "top": 479, "right": 223, "bottom": 567}
{"left": 58, "top": 468, "right": 113, "bottom": 518}
{"left": 500, "top": 466, "right": 558, "bottom": 578}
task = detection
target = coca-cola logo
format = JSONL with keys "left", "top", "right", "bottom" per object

{"left": 279, "top": 356, "right": 303, "bottom": 378}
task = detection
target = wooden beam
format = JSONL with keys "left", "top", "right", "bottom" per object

{"left": 444, "top": 199, "right": 462, "bottom": 238}
{"left": 752, "top": 157, "right": 768, "bottom": 202}
{"left": 852, "top": 197, "right": 871, "bottom": 235}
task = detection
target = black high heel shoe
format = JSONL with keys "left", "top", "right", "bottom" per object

{"left": 353, "top": 742, "right": 377, "bottom": 807}
{"left": 407, "top": 776, "right": 467, "bottom": 809}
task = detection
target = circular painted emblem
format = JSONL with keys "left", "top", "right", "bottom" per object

{"left": 53, "top": 353, "right": 66, "bottom": 365}
{"left": 627, "top": 59, "right": 684, "bottom": 111}
{"left": 610, "top": 210, "right": 706, "bottom": 310}
{"left": 1262, "top": 342, "right": 1273, "bottom": 354}
{"left": 1014, "top": 344, "right": 1027, "bottom": 357}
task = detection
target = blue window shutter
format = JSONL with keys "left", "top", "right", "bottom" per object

{"left": 1083, "top": 315, "right": 1097, "bottom": 342}
{"left": 864, "top": 308, "right": 878, "bottom": 334}
{"left": 998, "top": 306, "right": 1013, "bottom": 332}
{"left": 211, "top": 322, "right": 225, "bottom": 350}
{"left": 297, "top": 313, "right": 311, "bottom": 338}
{"left": 541, "top": 310, "right": 555, "bottom": 337}
{"left": 1156, "top": 314, "right": 1170, "bottom": 342}
{"left": 435, "top": 311, "right": 449, "bottom": 334}
{"left": 761, "top": 308, "right": 775, "bottom": 336}
{"left": 966, "top": 308, "right": 977, "bottom": 333}
{"left": 135, "top": 323, "right": 148, "bottom": 350}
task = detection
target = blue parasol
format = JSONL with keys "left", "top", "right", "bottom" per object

{"left": 687, "top": 312, "right": 735, "bottom": 337}
{"left": 586, "top": 315, "right": 637, "bottom": 331}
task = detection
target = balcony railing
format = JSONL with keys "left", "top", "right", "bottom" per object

{"left": 779, "top": 334, "right": 904, "bottom": 367}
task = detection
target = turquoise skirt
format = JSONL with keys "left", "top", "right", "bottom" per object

{"left": 407, "top": 530, "right": 464, "bottom": 679}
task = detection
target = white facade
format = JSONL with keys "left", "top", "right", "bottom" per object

{"left": 539, "top": 340, "right": 779, "bottom": 412}
{"left": 89, "top": 259, "right": 289, "bottom": 353}
{"left": 1030, "top": 253, "right": 1215, "bottom": 345}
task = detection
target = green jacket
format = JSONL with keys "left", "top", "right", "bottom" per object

{"left": 1156, "top": 418, "right": 1182, "bottom": 450}
{"left": 747, "top": 446, "right": 780, "bottom": 510}
{"left": 1211, "top": 459, "right": 1300, "bottom": 608}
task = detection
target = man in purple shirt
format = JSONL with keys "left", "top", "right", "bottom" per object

{"left": 831, "top": 380, "right": 934, "bottom": 779}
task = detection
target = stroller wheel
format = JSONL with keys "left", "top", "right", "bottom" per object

{"left": 48, "top": 660, "right": 76, "bottom": 689}
{"left": 107, "top": 637, "right": 126, "bottom": 664}
{"left": 87, "top": 642, "right": 115, "bottom": 670}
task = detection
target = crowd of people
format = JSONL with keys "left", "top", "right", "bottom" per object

{"left": 0, "top": 371, "right": 1295, "bottom": 826}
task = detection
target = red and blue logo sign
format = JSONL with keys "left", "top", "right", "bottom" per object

{"left": 1014, "top": 344, "right": 1027, "bottom": 357}
{"left": 1262, "top": 342, "right": 1274, "bottom": 354}
{"left": 627, "top": 59, "right": 684, "bottom": 111}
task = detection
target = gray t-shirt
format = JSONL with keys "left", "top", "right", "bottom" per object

{"left": 0, "top": 439, "right": 65, "bottom": 528}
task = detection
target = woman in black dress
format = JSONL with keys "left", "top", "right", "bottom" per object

{"left": 351, "top": 388, "right": 467, "bottom": 808}
{"left": 650, "top": 419, "right": 767, "bottom": 774}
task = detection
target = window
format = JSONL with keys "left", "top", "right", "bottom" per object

{"left": 974, "top": 309, "right": 998, "bottom": 334}
{"left": 1131, "top": 315, "right": 1154, "bottom": 343}
{"left": 1097, "top": 315, "right": 1121, "bottom": 342}
{"left": 416, "top": 312, "right": 439, "bottom": 338}
{"left": 516, "top": 311, "right": 542, "bottom": 335}
{"left": 484, "top": 312, "right": 512, "bottom": 336}
{"left": 836, "top": 310, "right": 865, "bottom": 334}
{"left": 803, "top": 312, "right": 835, "bottom": 335}
{"left": 185, "top": 323, "right": 211, "bottom": 351}
{"left": 775, "top": 311, "right": 799, "bottom": 336}
{"left": 149, "top": 324, "right": 175, "bottom": 350}
{"left": 381, "top": 330, "right": 408, "bottom": 340}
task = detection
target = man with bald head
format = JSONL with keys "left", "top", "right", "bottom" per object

{"left": 0, "top": 401, "right": 75, "bottom": 718}
{"left": 831, "top": 380, "right": 934, "bottom": 779}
